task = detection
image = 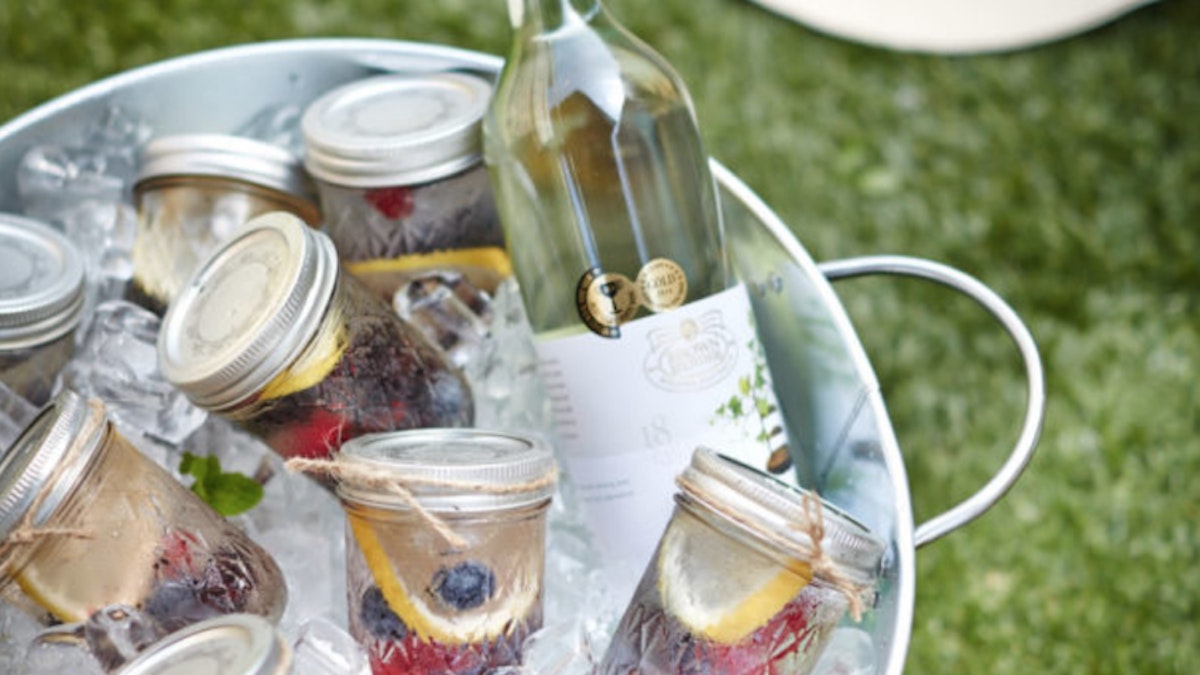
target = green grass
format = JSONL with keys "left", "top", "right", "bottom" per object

{"left": 3, "top": 1, "right": 1198, "bottom": 672}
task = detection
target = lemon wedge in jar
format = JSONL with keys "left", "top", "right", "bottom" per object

{"left": 347, "top": 514, "right": 536, "bottom": 645}
{"left": 657, "top": 513, "right": 812, "bottom": 644}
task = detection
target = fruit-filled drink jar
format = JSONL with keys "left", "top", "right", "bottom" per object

{"left": 0, "top": 390, "right": 286, "bottom": 629}
{"left": 335, "top": 429, "right": 557, "bottom": 675}
{"left": 599, "top": 447, "right": 885, "bottom": 675}
{"left": 158, "top": 211, "right": 473, "bottom": 476}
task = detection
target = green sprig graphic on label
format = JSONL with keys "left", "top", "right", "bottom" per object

{"left": 711, "top": 336, "right": 792, "bottom": 475}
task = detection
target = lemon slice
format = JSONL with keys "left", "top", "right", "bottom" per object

{"left": 345, "top": 247, "right": 513, "bottom": 279}
{"left": 657, "top": 513, "right": 812, "bottom": 644}
{"left": 348, "top": 514, "right": 537, "bottom": 645}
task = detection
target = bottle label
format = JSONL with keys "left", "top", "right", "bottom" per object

{"left": 537, "top": 283, "right": 793, "bottom": 576}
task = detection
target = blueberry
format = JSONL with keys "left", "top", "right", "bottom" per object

{"left": 360, "top": 586, "right": 408, "bottom": 641}
{"left": 430, "top": 561, "right": 495, "bottom": 611}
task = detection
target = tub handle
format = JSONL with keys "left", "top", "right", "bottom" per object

{"left": 817, "top": 255, "right": 1045, "bottom": 548}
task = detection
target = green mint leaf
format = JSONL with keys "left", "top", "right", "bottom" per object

{"left": 202, "top": 473, "right": 265, "bottom": 517}
{"left": 178, "top": 452, "right": 264, "bottom": 516}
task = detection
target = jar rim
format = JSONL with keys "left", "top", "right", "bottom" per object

{"left": 301, "top": 72, "right": 492, "bottom": 188}
{"left": 116, "top": 613, "right": 291, "bottom": 675}
{"left": 335, "top": 428, "right": 558, "bottom": 512}
{"left": 0, "top": 213, "right": 87, "bottom": 350}
{"left": 157, "top": 211, "right": 339, "bottom": 410}
{"left": 135, "top": 133, "right": 315, "bottom": 203}
{"left": 678, "top": 447, "right": 886, "bottom": 581}
{"left": 0, "top": 390, "right": 108, "bottom": 541}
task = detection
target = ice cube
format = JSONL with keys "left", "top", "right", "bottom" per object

{"left": 62, "top": 300, "right": 207, "bottom": 459}
{"left": 463, "top": 277, "right": 553, "bottom": 432}
{"left": 0, "top": 601, "right": 41, "bottom": 671}
{"left": 811, "top": 626, "right": 877, "bottom": 675}
{"left": 235, "top": 452, "right": 347, "bottom": 632}
{"left": 234, "top": 103, "right": 306, "bottom": 157}
{"left": 288, "top": 616, "right": 369, "bottom": 675}
{"left": 393, "top": 271, "right": 492, "bottom": 369}
{"left": 20, "top": 628, "right": 103, "bottom": 675}
{"left": 0, "top": 381, "right": 38, "bottom": 451}
{"left": 83, "top": 604, "right": 163, "bottom": 671}
{"left": 16, "top": 146, "right": 127, "bottom": 222}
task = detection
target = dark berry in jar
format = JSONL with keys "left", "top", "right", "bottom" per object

{"left": 359, "top": 585, "right": 409, "bottom": 641}
{"left": 430, "top": 561, "right": 496, "bottom": 612}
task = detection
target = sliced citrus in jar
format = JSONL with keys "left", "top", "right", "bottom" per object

{"left": 657, "top": 510, "right": 813, "bottom": 645}
{"left": 347, "top": 513, "right": 537, "bottom": 645}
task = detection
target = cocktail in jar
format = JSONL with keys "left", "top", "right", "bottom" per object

{"left": 157, "top": 211, "right": 473, "bottom": 473}
{"left": 333, "top": 429, "right": 556, "bottom": 675}
{"left": 599, "top": 447, "right": 885, "bottom": 675}
{"left": 0, "top": 390, "right": 287, "bottom": 631}
{"left": 301, "top": 72, "right": 510, "bottom": 299}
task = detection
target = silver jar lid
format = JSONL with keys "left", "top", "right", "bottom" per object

{"left": 0, "top": 390, "right": 107, "bottom": 542}
{"left": 116, "top": 614, "right": 292, "bottom": 675}
{"left": 135, "top": 133, "right": 315, "bottom": 201}
{"left": 301, "top": 72, "right": 493, "bottom": 188}
{"left": 336, "top": 429, "right": 557, "bottom": 512}
{"left": 680, "top": 447, "right": 886, "bottom": 583}
{"left": 0, "top": 213, "right": 86, "bottom": 350}
{"left": 157, "top": 211, "right": 339, "bottom": 411}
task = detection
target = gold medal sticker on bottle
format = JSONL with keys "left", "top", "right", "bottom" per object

{"left": 577, "top": 258, "right": 689, "bottom": 338}
{"left": 577, "top": 268, "right": 641, "bottom": 338}
{"left": 636, "top": 258, "right": 688, "bottom": 312}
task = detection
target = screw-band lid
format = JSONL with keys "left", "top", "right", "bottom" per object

{"left": 116, "top": 613, "right": 292, "bottom": 675}
{"left": 0, "top": 213, "right": 87, "bottom": 350}
{"left": 0, "top": 391, "right": 108, "bottom": 542}
{"left": 135, "top": 133, "right": 315, "bottom": 202}
{"left": 336, "top": 428, "right": 557, "bottom": 512}
{"left": 157, "top": 211, "right": 339, "bottom": 411}
{"left": 301, "top": 72, "right": 492, "bottom": 188}
{"left": 680, "top": 447, "right": 886, "bottom": 583}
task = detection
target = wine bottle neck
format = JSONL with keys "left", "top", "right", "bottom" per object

{"left": 508, "top": 0, "right": 601, "bottom": 32}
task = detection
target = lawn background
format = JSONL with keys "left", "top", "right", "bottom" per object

{"left": 2, "top": 1, "right": 1198, "bottom": 673}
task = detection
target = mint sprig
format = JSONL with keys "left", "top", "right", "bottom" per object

{"left": 179, "top": 452, "right": 264, "bottom": 517}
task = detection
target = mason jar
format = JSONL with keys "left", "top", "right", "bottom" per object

{"left": 0, "top": 390, "right": 287, "bottom": 630}
{"left": 157, "top": 211, "right": 474, "bottom": 474}
{"left": 0, "top": 213, "right": 87, "bottom": 406}
{"left": 129, "top": 133, "right": 321, "bottom": 313}
{"left": 301, "top": 72, "right": 509, "bottom": 299}
{"left": 335, "top": 429, "right": 556, "bottom": 675}
{"left": 599, "top": 447, "right": 886, "bottom": 675}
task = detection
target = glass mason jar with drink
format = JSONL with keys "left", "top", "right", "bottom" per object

{"left": 157, "top": 211, "right": 474, "bottom": 474}
{"left": 599, "top": 447, "right": 886, "bottom": 675}
{"left": 0, "top": 390, "right": 287, "bottom": 631}
{"left": 330, "top": 429, "right": 557, "bottom": 675}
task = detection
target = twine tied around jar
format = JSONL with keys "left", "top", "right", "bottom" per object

{"left": 285, "top": 456, "right": 558, "bottom": 551}
{"left": 676, "top": 474, "right": 874, "bottom": 621}
{"left": 0, "top": 472, "right": 94, "bottom": 577}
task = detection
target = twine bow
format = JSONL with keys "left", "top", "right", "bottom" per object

{"left": 676, "top": 474, "right": 874, "bottom": 622}
{"left": 285, "top": 456, "right": 557, "bottom": 551}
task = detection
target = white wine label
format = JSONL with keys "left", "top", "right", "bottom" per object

{"left": 537, "top": 283, "right": 794, "bottom": 577}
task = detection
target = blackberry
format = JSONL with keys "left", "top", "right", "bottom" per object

{"left": 430, "top": 561, "right": 495, "bottom": 611}
{"left": 360, "top": 586, "right": 408, "bottom": 641}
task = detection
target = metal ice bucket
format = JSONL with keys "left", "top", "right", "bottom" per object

{"left": 0, "top": 39, "right": 1044, "bottom": 675}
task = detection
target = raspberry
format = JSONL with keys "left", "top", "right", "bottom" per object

{"left": 364, "top": 186, "right": 415, "bottom": 220}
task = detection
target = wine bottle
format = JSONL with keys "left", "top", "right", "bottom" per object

{"left": 484, "top": 0, "right": 793, "bottom": 584}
